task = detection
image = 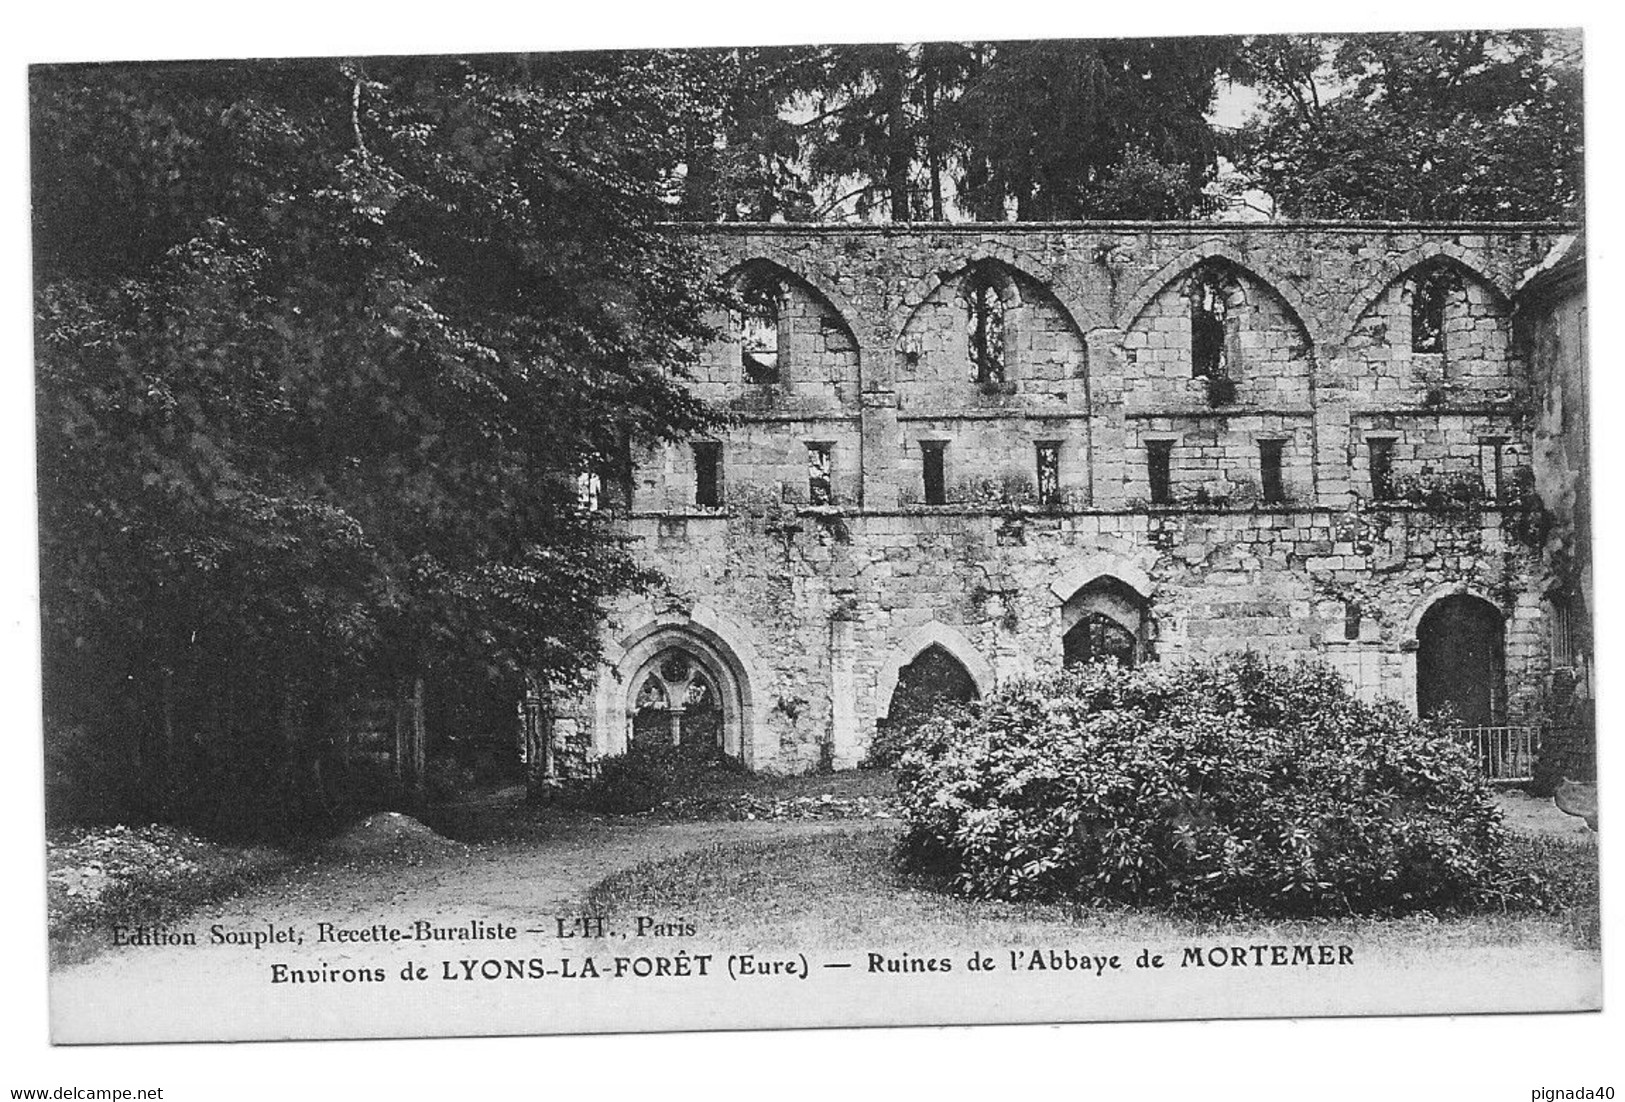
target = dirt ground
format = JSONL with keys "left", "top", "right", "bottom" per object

{"left": 48, "top": 789, "right": 1600, "bottom": 1043}
{"left": 48, "top": 815, "right": 885, "bottom": 1012}
{"left": 1494, "top": 788, "right": 1597, "bottom": 839}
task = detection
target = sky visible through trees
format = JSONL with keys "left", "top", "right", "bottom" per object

{"left": 663, "top": 31, "right": 1582, "bottom": 223}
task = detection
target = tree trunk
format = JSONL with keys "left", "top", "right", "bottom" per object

{"left": 410, "top": 675, "right": 427, "bottom": 797}
{"left": 393, "top": 678, "right": 408, "bottom": 786}
{"left": 883, "top": 50, "right": 913, "bottom": 222}
{"left": 392, "top": 674, "right": 428, "bottom": 797}
{"left": 159, "top": 664, "right": 178, "bottom": 786}
{"left": 519, "top": 679, "right": 552, "bottom": 801}
{"left": 278, "top": 679, "right": 302, "bottom": 828}
{"left": 923, "top": 62, "right": 944, "bottom": 221}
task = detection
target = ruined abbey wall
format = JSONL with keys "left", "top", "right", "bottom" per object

{"left": 559, "top": 223, "right": 1574, "bottom": 775}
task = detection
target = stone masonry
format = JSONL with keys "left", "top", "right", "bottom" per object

{"left": 556, "top": 222, "right": 1581, "bottom": 776}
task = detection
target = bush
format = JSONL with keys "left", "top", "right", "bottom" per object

{"left": 895, "top": 654, "right": 1525, "bottom": 915}
{"left": 861, "top": 720, "right": 913, "bottom": 770}
{"left": 561, "top": 742, "right": 742, "bottom": 814}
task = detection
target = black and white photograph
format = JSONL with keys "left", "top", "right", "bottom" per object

{"left": 6, "top": 5, "right": 1618, "bottom": 1097}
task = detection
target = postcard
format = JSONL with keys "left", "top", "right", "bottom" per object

{"left": 33, "top": 29, "right": 1599, "bottom": 1046}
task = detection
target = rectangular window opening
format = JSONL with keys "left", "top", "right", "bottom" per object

{"left": 1147, "top": 440, "right": 1174, "bottom": 506}
{"left": 967, "top": 280, "right": 1006, "bottom": 385}
{"left": 807, "top": 442, "right": 833, "bottom": 506}
{"left": 1411, "top": 269, "right": 1449, "bottom": 354}
{"left": 1478, "top": 437, "right": 1507, "bottom": 502}
{"left": 576, "top": 470, "right": 602, "bottom": 513}
{"left": 738, "top": 281, "right": 782, "bottom": 384}
{"left": 921, "top": 441, "right": 946, "bottom": 506}
{"left": 1368, "top": 437, "right": 1396, "bottom": 501}
{"left": 1190, "top": 273, "right": 1229, "bottom": 379}
{"left": 693, "top": 442, "right": 722, "bottom": 508}
{"left": 1550, "top": 594, "right": 1576, "bottom": 668}
{"left": 1036, "top": 442, "right": 1061, "bottom": 506}
{"left": 1259, "top": 439, "right": 1286, "bottom": 504}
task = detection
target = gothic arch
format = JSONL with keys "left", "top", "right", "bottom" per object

{"left": 1053, "top": 560, "right": 1155, "bottom": 668}
{"left": 1049, "top": 555, "right": 1155, "bottom": 605}
{"left": 595, "top": 605, "right": 762, "bottom": 765}
{"left": 891, "top": 245, "right": 1097, "bottom": 348}
{"left": 1336, "top": 244, "right": 1514, "bottom": 346}
{"left": 716, "top": 254, "right": 864, "bottom": 364}
{"left": 874, "top": 622, "right": 994, "bottom": 718}
{"left": 1117, "top": 240, "right": 1318, "bottom": 351}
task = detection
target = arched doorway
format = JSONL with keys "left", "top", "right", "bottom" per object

{"left": 1060, "top": 576, "right": 1150, "bottom": 668}
{"left": 885, "top": 644, "right": 980, "bottom": 728}
{"left": 1416, "top": 594, "right": 1505, "bottom": 725}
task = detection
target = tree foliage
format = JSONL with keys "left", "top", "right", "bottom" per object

{"left": 34, "top": 54, "right": 718, "bottom": 829}
{"left": 666, "top": 46, "right": 828, "bottom": 222}
{"left": 773, "top": 39, "right": 1237, "bottom": 222}
{"left": 665, "top": 33, "right": 1581, "bottom": 224}
{"left": 949, "top": 38, "right": 1235, "bottom": 220}
{"left": 34, "top": 35, "right": 1585, "bottom": 830}
{"left": 1229, "top": 31, "right": 1583, "bottom": 220}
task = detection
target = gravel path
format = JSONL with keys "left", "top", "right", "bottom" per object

{"left": 48, "top": 796, "right": 1599, "bottom": 1043}
{"left": 1495, "top": 789, "right": 1596, "bottom": 840}
{"left": 50, "top": 815, "right": 891, "bottom": 1042}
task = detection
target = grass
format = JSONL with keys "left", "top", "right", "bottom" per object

{"left": 1503, "top": 832, "right": 1602, "bottom": 949}
{"left": 585, "top": 821, "right": 1602, "bottom": 958}
{"left": 47, "top": 824, "right": 293, "bottom": 967}
{"left": 657, "top": 766, "right": 896, "bottom": 801}
{"left": 435, "top": 765, "right": 899, "bottom": 841}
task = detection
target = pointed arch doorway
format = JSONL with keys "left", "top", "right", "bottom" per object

{"left": 885, "top": 644, "right": 981, "bottom": 728}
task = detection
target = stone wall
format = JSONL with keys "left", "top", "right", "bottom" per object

{"left": 560, "top": 222, "right": 1577, "bottom": 776}
{"left": 1519, "top": 234, "right": 1590, "bottom": 785}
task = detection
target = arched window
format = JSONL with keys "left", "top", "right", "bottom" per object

{"left": 1061, "top": 576, "right": 1151, "bottom": 669}
{"left": 965, "top": 273, "right": 1007, "bottom": 385}
{"left": 1410, "top": 263, "right": 1458, "bottom": 355}
{"left": 735, "top": 279, "right": 782, "bottom": 384}
{"left": 629, "top": 648, "right": 724, "bottom": 753}
{"left": 1064, "top": 613, "right": 1138, "bottom": 667}
{"left": 1189, "top": 264, "right": 1237, "bottom": 380}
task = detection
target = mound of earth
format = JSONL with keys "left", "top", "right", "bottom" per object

{"left": 323, "top": 812, "right": 464, "bottom": 860}
{"left": 46, "top": 824, "right": 287, "bottom": 937}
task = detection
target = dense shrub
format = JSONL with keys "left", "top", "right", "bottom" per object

{"left": 861, "top": 718, "right": 916, "bottom": 770}
{"left": 561, "top": 742, "right": 743, "bottom": 814}
{"left": 895, "top": 654, "right": 1524, "bottom": 915}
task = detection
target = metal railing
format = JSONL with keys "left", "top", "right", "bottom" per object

{"left": 1449, "top": 725, "right": 1540, "bottom": 784}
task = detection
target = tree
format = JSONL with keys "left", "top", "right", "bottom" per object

{"left": 1230, "top": 31, "right": 1584, "bottom": 220}
{"left": 950, "top": 38, "right": 1237, "bottom": 220}
{"left": 783, "top": 38, "right": 1236, "bottom": 223}
{"left": 668, "top": 46, "right": 826, "bottom": 222}
{"left": 33, "top": 54, "right": 718, "bottom": 831}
